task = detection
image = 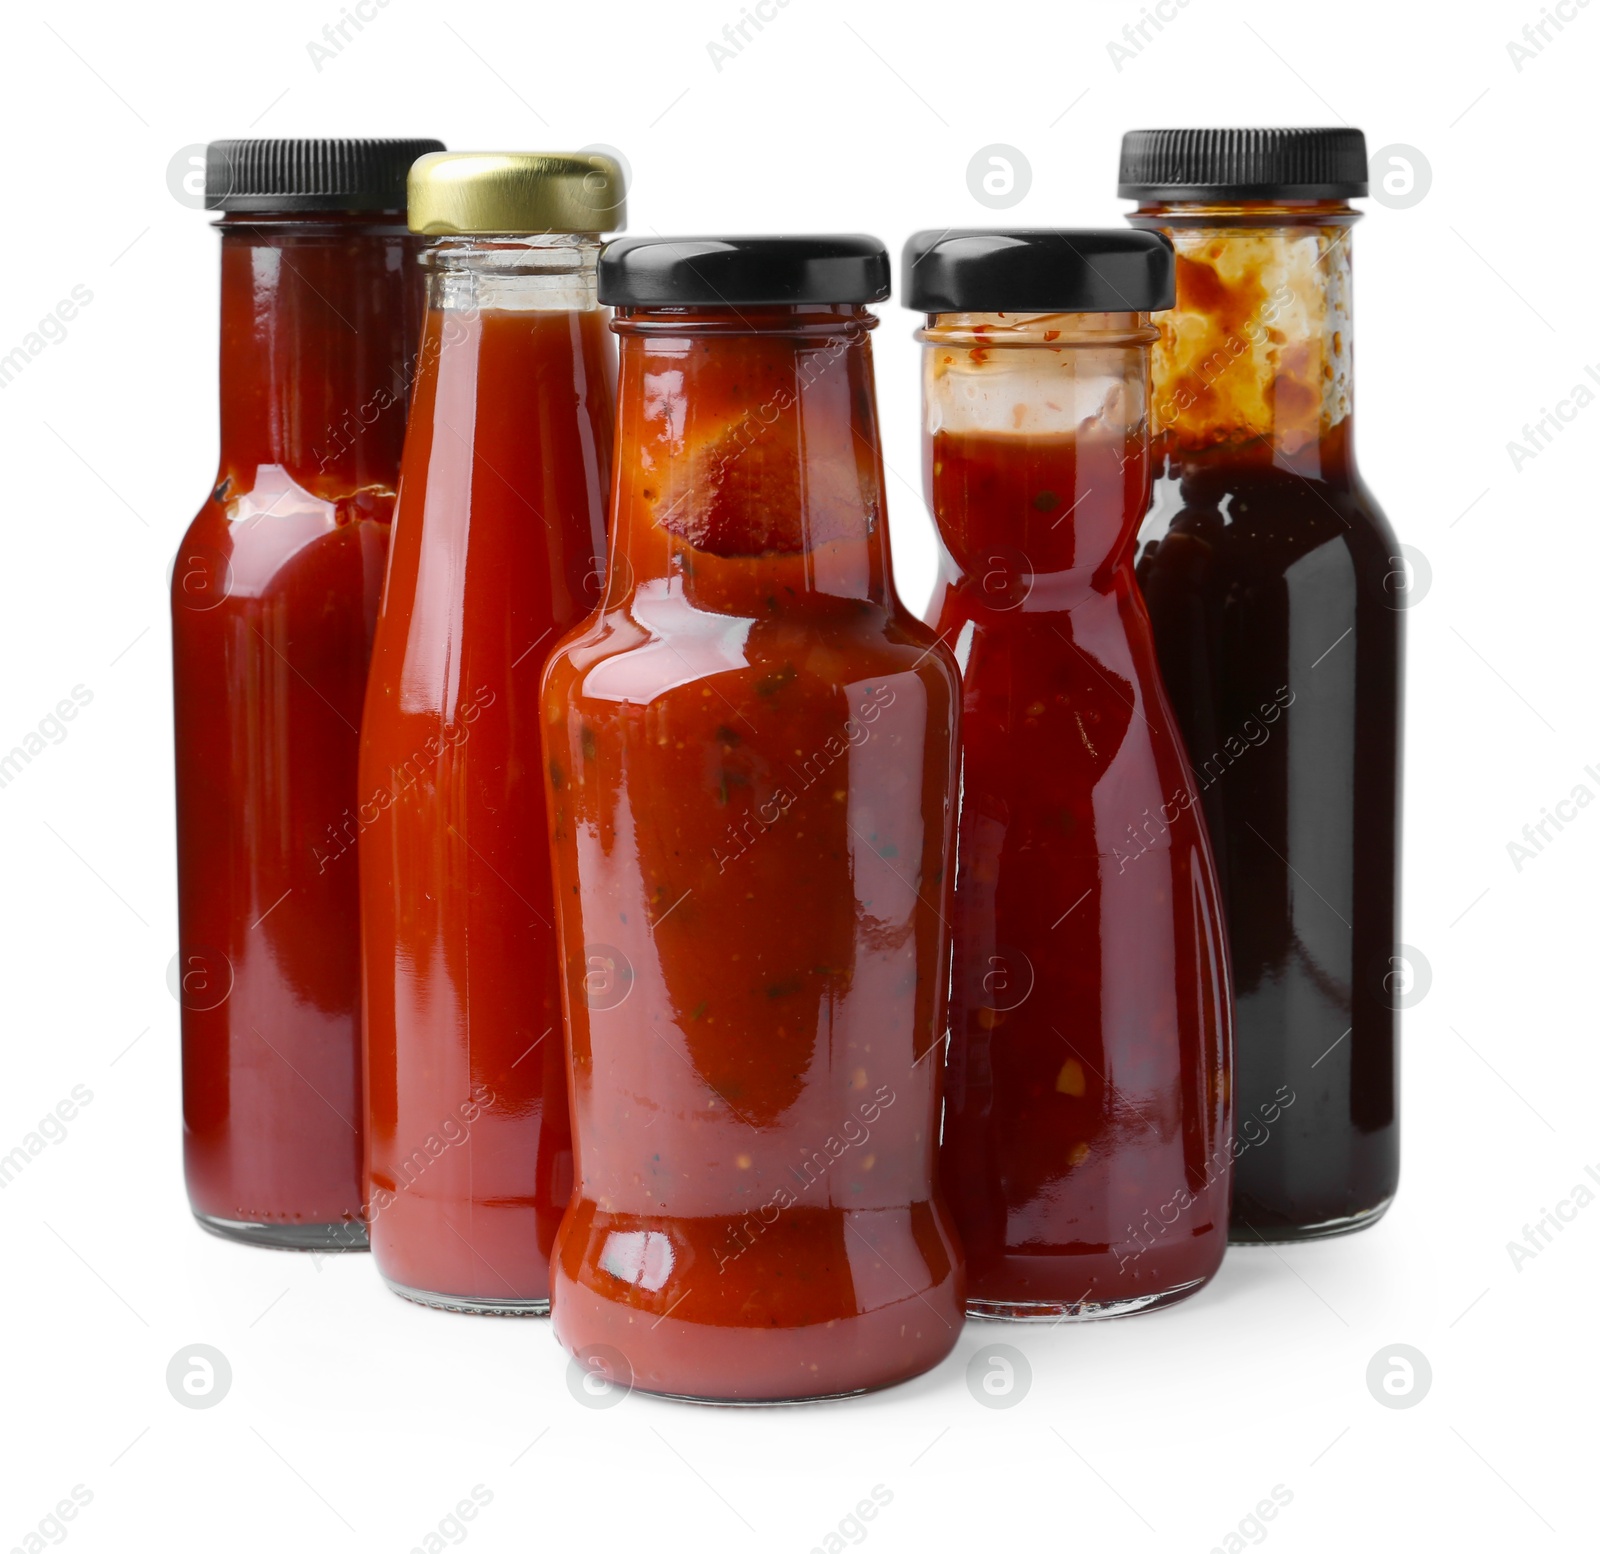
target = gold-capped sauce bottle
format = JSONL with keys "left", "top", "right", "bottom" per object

{"left": 359, "top": 153, "right": 624, "bottom": 1313}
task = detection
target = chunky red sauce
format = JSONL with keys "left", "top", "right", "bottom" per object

{"left": 360, "top": 296, "right": 612, "bottom": 1306}
{"left": 543, "top": 304, "right": 964, "bottom": 1399}
{"left": 929, "top": 392, "right": 1233, "bottom": 1315}
{"left": 172, "top": 214, "right": 425, "bottom": 1243}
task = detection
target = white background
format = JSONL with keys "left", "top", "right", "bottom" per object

{"left": 1, "top": 0, "right": 1594, "bottom": 1550}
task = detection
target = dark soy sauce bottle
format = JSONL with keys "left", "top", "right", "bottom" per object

{"left": 1120, "top": 128, "right": 1403, "bottom": 1242}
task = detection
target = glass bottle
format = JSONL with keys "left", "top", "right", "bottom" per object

{"left": 1121, "top": 128, "right": 1402, "bottom": 1241}
{"left": 171, "top": 137, "right": 441, "bottom": 1249}
{"left": 542, "top": 236, "right": 965, "bottom": 1400}
{"left": 359, "top": 153, "right": 623, "bottom": 1311}
{"left": 909, "top": 229, "right": 1233, "bottom": 1318}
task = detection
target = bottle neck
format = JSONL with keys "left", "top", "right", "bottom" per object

{"left": 1129, "top": 200, "right": 1359, "bottom": 478}
{"left": 216, "top": 212, "right": 427, "bottom": 501}
{"left": 606, "top": 305, "right": 892, "bottom": 614}
{"left": 423, "top": 233, "right": 602, "bottom": 314}
{"left": 920, "top": 311, "right": 1154, "bottom": 612}
{"left": 411, "top": 234, "right": 607, "bottom": 439}
{"left": 401, "top": 235, "right": 613, "bottom": 621}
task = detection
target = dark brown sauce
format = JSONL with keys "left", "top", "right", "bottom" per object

{"left": 1136, "top": 419, "right": 1401, "bottom": 1239}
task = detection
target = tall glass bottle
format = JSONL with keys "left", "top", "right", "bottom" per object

{"left": 1122, "top": 128, "right": 1403, "bottom": 1241}
{"left": 359, "top": 153, "right": 622, "bottom": 1312}
{"left": 908, "top": 230, "right": 1233, "bottom": 1317}
{"left": 542, "top": 237, "right": 965, "bottom": 1401}
{"left": 172, "top": 137, "right": 440, "bottom": 1249}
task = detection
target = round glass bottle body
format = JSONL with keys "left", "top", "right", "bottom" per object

{"left": 924, "top": 309, "right": 1234, "bottom": 1317}
{"left": 543, "top": 301, "right": 965, "bottom": 1400}
{"left": 173, "top": 211, "right": 427, "bottom": 1249}
{"left": 1130, "top": 200, "right": 1402, "bottom": 1242}
{"left": 360, "top": 235, "right": 612, "bottom": 1310}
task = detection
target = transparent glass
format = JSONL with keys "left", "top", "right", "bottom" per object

{"left": 172, "top": 212, "right": 427, "bottom": 1249}
{"left": 542, "top": 302, "right": 965, "bottom": 1401}
{"left": 359, "top": 235, "right": 612, "bottom": 1310}
{"left": 923, "top": 310, "right": 1233, "bottom": 1318}
{"left": 1130, "top": 200, "right": 1402, "bottom": 1242}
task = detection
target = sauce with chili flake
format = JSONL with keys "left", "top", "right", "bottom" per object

{"left": 543, "top": 243, "right": 964, "bottom": 1399}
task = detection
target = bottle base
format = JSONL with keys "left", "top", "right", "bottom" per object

{"left": 552, "top": 1197, "right": 965, "bottom": 1402}
{"left": 556, "top": 1278, "right": 963, "bottom": 1403}
{"left": 629, "top": 1379, "right": 893, "bottom": 1408}
{"left": 1230, "top": 1196, "right": 1393, "bottom": 1245}
{"left": 194, "top": 1212, "right": 368, "bottom": 1252}
{"left": 383, "top": 1277, "right": 550, "bottom": 1317}
{"left": 967, "top": 1274, "right": 1210, "bottom": 1323}
{"left": 558, "top": 1295, "right": 960, "bottom": 1405}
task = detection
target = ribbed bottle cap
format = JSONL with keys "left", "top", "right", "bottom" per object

{"left": 1118, "top": 128, "right": 1368, "bottom": 201}
{"left": 206, "top": 138, "right": 445, "bottom": 213}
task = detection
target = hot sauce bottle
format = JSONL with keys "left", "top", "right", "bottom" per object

{"left": 1121, "top": 129, "right": 1402, "bottom": 1241}
{"left": 542, "top": 237, "right": 965, "bottom": 1400}
{"left": 907, "top": 231, "right": 1233, "bottom": 1318}
{"left": 358, "top": 154, "right": 623, "bottom": 1312}
{"left": 172, "top": 138, "right": 441, "bottom": 1249}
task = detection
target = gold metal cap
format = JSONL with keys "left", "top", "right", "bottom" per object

{"left": 406, "top": 152, "right": 626, "bottom": 236}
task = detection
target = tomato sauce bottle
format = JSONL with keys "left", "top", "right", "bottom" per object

{"left": 172, "top": 138, "right": 441, "bottom": 1249}
{"left": 1120, "top": 129, "right": 1402, "bottom": 1241}
{"left": 359, "top": 154, "right": 623, "bottom": 1312}
{"left": 542, "top": 237, "right": 965, "bottom": 1400}
{"left": 907, "top": 230, "right": 1233, "bottom": 1318}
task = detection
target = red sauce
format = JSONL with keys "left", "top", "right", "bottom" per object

{"left": 928, "top": 397, "right": 1233, "bottom": 1315}
{"left": 360, "top": 293, "right": 613, "bottom": 1307}
{"left": 172, "top": 213, "right": 426, "bottom": 1245}
{"left": 542, "top": 303, "right": 965, "bottom": 1399}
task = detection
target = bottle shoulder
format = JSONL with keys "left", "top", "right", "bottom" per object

{"left": 1139, "top": 460, "right": 1398, "bottom": 583}
{"left": 180, "top": 465, "right": 395, "bottom": 542}
{"left": 173, "top": 466, "right": 392, "bottom": 618}
{"left": 545, "top": 594, "right": 959, "bottom": 711}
